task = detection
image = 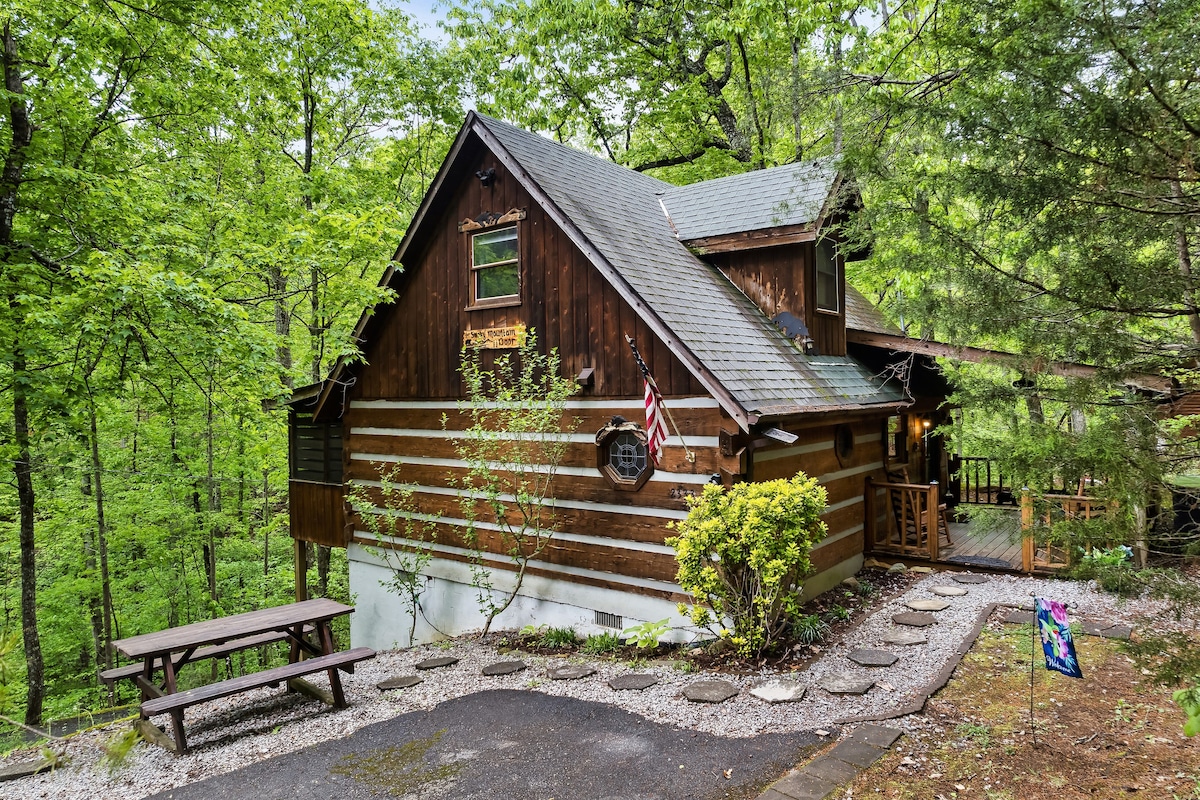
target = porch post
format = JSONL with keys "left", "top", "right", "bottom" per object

{"left": 864, "top": 475, "right": 875, "bottom": 552}
{"left": 1020, "top": 488, "right": 1034, "bottom": 572}
{"left": 927, "top": 483, "right": 940, "bottom": 561}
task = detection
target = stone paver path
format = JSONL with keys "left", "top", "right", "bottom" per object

{"left": 751, "top": 679, "right": 807, "bottom": 704}
{"left": 818, "top": 672, "right": 875, "bottom": 695}
{"left": 546, "top": 665, "right": 595, "bottom": 681}
{"left": 881, "top": 630, "right": 927, "bottom": 646}
{"left": 608, "top": 673, "right": 658, "bottom": 691}
{"left": 376, "top": 675, "right": 423, "bottom": 690}
{"left": 905, "top": 598, "right": 951, "bottom": 612}
{"left": 931, "top": 585, "right": 968, "bottom": 597}
{"left": 892, "top": 611, "right": 937, "bottom": 627}
{"left": 481, "top": 660, "right": 527, "bottom": 676}
{"left": 415, "top": 656, "right": 459, "bottom": 670}
{"left": 683, "top": 680, "right": 739, "bottom": 703}
{"left": 759, "top": 724, "right": 903, "bottom": 800}
{"left": 951, "top": 573, "right": 989, "bottom": 584}
{"left": 847, "top": 649, "right": 899, "bottom": 667}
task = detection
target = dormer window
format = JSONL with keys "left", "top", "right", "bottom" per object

{"left": 471, "top": 226, "right": 519, "bottom": 306}
{"left": 816, "top": 241, "right": 839, "bottom": 313}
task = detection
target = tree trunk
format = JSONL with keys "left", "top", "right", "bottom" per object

{"left": 88, "top": 403, "right": 115, "bottom": 671}
{"left": 1171, "top": 178, "right": 1200, "bottom": 357}
{"left": 2, "top": 20, "right": 44, "bottom": 728}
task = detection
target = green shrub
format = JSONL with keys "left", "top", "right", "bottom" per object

{"left": 538, "top": 626, "right": 579, "bottom": 648}
{"left": 667, "top": 473, "right": 828, "bottom": 657}
{"left": 581, "top": 632, "right": 621, "bottom": 654}
{"left": 621, "top": 618, "right": 669, "bottom": 649}
{"left": 792, "top": 613, "right": 830, "bottom": 645}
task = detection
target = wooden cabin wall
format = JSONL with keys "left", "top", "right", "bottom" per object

{"left": 707, "top": 245, "right": 807, "bottom": 323}
{"left": 290, "top": 482, "right": 347, "bottom": 547}
{"left": 344, "top": 401, "right": 737, "bottom": 601}
{"left": 705, "top": 242, "right": 846, "bottom": 357}
{"left": 351, "top": 147, "right": 707, "bottom": 402}
{"left": 750, "top": 416, "right": 890, "bottom": 574}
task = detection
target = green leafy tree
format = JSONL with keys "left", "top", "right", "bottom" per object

{"left": 452, "top": 330, "right": 579, "bottom": 636}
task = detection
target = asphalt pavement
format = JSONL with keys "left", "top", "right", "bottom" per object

{"left": 145, "top": 689, "right": 826, "bottom": 800}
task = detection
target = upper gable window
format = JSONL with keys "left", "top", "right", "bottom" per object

{"left": 471, "top": 226, "right": 519, "bottom": 305}
{"left": 816, "top": 241, "right": 839, "bottom": 313}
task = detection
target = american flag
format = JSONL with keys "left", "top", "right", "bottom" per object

{"left": 626, "top": 336, "right": 670, "bottom": 465}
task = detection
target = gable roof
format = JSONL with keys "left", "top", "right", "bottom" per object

{"left": 314, "top": 113, "right": 907, "bottom": 428}
{"left": 845, "top": 284, "right": 904, "bottom": 336}
{"left": 660, "top": 158, "right": 840, "bottom": 241}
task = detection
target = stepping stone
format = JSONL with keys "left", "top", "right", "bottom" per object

{"left": 848, "top": 648, "right": 899, "bottom": 667}
{"left": 1082, "top": 620, "right": 1133, "bottom": 640}
{"left": 908, "top": 566, "right": 934, "bottom": 574}
{"left": 881, "top": 629, "right": 927, "bottom": 646}
{"left": 546, "top": 665, "right": 595, "bottom": 681}
{"left": 609, "top": 673, "right": 658, "bottom": 691}
{"left": 377, "top": 675, "right": 423, "bottom": 690}
{"left": 415, "top": 656, "right": 459, "bottom": 670}
{"left": 818, "top": 672, "right": 875, "bottom": 695}
{"left": 892, "top": 611, "right": 937, "bottom": 627}
{"left": 952, "top": 573, "right": 989, "bottom": 584}
{"left": 853, "top": 723, "right": 904, "bottom": 749}
{"left": 682, "top": 680, "right": 739, "bottom": 703}
{"left": 750, "top": 678, "right": 807, "bottom": 704}
{"left": 931, "top": 585, "right": 968, "bottom": 597}
{"left": 905, "top": 598, "right": 951, "bottom": 612}
{"left": 482, "top": 660, "right": 527, "bottom": 676}
{"left": 1001, "top": 610, "right": 1033, "bottom": 625}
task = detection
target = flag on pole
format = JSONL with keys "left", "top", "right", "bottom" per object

{"left": 625, "top": 336, "right": 670, "bottom": 465}
{"left": 1035, "top": 597, "right": 1083, "bottom": 678}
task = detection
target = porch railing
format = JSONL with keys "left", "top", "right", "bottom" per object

{"left": 865, "top": 476, "right": 941, "bottom": 561}
{"left": 1019, "top": 489, "right": 1105, "bottom": 571}
{"left": 957, "top": 456, "right": 1015, "bottom": 505}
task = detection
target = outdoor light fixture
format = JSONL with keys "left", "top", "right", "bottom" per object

{"left": 475, "top": 167, "right": 496, "bottom": 187}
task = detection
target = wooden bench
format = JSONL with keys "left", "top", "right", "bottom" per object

{"left": 100, "top": 628, "right": 307, "bottom": 687}
{"left": 141, "top": 646, "right": 376, "bottom": 753}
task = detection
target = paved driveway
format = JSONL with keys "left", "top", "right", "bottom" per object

{"left": 146, "top": 689, "right": 824, "bottom": 800}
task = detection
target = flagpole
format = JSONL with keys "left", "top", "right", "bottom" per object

{"left": 1030, "top": 597, "right": 1038, "bottom": 748}
{"left": 625, "top": 335, "right": 696, "bottom": 464}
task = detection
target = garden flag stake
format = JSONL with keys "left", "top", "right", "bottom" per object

{"left": 1028, "top": 595, "right": 1083, "bottom": 747}
{"left": 625, "top": 335, "right": 694, "bottom": 464}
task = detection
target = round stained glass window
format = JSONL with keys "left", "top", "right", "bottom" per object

{"left": 608, "top": 431, "right": 648, "bottom": 481}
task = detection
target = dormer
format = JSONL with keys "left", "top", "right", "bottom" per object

{"left": 659, "top": 159, "right": 868, "bottom": 357}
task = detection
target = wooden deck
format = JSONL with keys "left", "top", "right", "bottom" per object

{"left": 938, "top": 508, "right": 1023, "bottom": 569}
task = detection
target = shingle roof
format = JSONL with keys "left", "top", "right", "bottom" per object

{"left": 845, "top": 284, "right": 904, "bottom": 336}
{"left": 659, "top": 158, "right": 839, "bottom": 241}
{"left": 471, "top": 115, "right": 906, "bottom": 423}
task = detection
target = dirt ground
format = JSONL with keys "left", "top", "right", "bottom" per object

{"left": 846, "top": 620, "right": 1200, "bottom": 799}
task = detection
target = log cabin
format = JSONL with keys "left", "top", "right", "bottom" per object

{"left": 287, "top": 112, "right": 951, "bottom": 649}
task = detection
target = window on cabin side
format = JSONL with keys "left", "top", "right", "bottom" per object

{"left": 816, "top": 241, "right": 839, "bottom": 313}
{"left": 471, "top": 226, "right": 519, "bottom": 303}
{"left": 595, "top": 419, "right": 653, "bottom": 491}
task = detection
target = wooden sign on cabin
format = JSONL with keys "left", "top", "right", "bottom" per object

{"left": 462, "top": 323, "right": 527, "bottom": 350}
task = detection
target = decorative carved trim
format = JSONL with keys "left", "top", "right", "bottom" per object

{"left": 458, "top": 207, "right": 527, "bottom": 232}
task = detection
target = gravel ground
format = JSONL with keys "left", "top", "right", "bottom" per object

{"left": 3, "top": 572, "right": 1182, "bottom": 800}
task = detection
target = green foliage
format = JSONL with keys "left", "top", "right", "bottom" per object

{"left": 668, "top": 473, "right": 827, "bottom": 658}
{"left": 791, "top": 614, "right": 830, "bottom": 646}
{"left": 1175, "top": 688, "right": 1200, "bottom": 738}
{"left": 621, "top": 619, "right": 670, "bottom": 650}
{"left": 856, "top": 579, "right": 877, "bottom": 599}
{"left": 349, "top": 467, "right": 438, "bottom": 646}
{"left": 538, "top": 626, "right": 579, "bottom": 648}
{"left": 827, "top": 605, "right": 852, "bottom": 622}
{"left": 1073, "top": 547, "right": 1139, "bottom": 597}
{"left": 99, "top": 727, "right": 141, "bottom": 775}
{"left": 580, "top": 632, "right": 621, "bottom": 655}
{"left": 453, "top": 329, "right": 580, "bottom": 635}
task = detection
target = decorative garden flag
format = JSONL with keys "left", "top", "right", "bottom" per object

{"left": 1035, "top": 597, "right": 1083, "bottom": 678}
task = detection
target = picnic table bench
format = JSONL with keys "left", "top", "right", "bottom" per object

{"left": 99, "top": 627, "right": 311, "bottom": 688}
{"left": 112, "top": 598, "right": 375, "bottom": 754}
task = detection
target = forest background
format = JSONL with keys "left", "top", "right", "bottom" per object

{"left": 1, "top": 0, "right": 1197, "bottom": 734}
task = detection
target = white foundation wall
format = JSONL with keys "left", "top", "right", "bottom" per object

{"left": 347, "top": 542, "right": 866, "bottom": 650}
{"left": 347, "top": 543, "right": 693, "bottom": 650}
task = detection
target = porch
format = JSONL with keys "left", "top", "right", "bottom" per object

{"left": 865, "top": 475, "right": 1102, "bottom": 573}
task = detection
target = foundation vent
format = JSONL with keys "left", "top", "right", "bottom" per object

{"left": 594, "top": 611, "right": 623, "bottom": 629}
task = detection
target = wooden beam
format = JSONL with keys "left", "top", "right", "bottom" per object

{"left": 683, "top": 224, "right": 817, "bottom": 254}
{"left": 846, "top": 330, "right": 1174, "bottom": 392}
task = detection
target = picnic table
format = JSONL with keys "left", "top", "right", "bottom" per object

{"left": 112, "top": 598, "right": 375, "bottom": 754}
